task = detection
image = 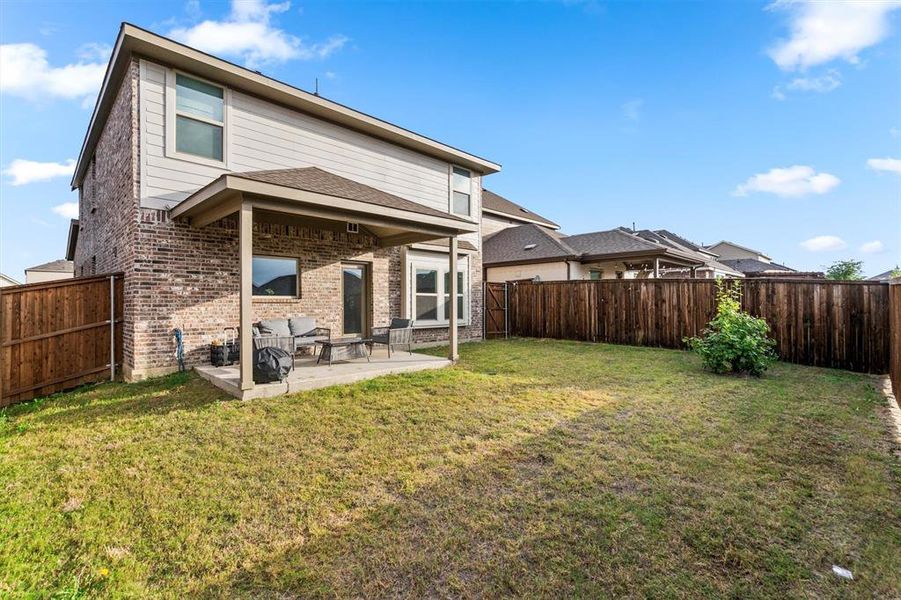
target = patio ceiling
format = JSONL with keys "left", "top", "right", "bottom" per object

{"left": 169, "top": 167, "right": 479, "bottom": 247}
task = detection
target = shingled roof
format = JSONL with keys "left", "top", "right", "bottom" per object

{"left": 231, "top": 167, "right": 471, "bottom": 223}
{"left": 483, "top": 224, "right": 577, "bottom": 265}
{"left": 481, "top": 189, "right": 559, "bottom": 229}
{"left": 25, "top": 259, "right": 74, "bottom": 273}
{"left": 718, "top": 258, "right": 795, "bottom": 274}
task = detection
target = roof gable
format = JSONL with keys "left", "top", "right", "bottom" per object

{"left": 72, "top": 23, "right": 500, "bottom": 189}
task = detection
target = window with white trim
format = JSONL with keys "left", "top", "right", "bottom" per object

{"left": 410, "top": 255, "right": 468, "bottom": 325}
{"left": 174, "top": 74, "right": 224, "bottom": 161}
{"left": 451, "top": 166, "right": 471, "bottom": 216}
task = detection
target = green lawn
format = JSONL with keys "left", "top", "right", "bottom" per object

{"left": 1, "top": 339, "right": 899, "bottom": 598}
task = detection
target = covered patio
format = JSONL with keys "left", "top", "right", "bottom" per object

{"left": 170, "top": 166, "right": 478, "bottom": 397}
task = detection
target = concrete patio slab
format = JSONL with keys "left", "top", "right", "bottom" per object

{"left": 195, "top": 347, "right": 451, "bottom": 399}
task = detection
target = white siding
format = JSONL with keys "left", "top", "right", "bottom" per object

{"left": 139, "top": 59, "right": 481, "bottom": 249}
{"left": 25, "top": 270, "right": 74, "bottom": 284}
{"left": 486, "top": 262, "right": 569, "bottom": 283}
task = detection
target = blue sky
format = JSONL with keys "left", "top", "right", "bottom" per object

{"left": 1, "top": 0, "right": 899, "bottom": 281}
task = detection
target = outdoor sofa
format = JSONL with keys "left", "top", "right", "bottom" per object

{"left": 252, "top": 317, "right": 330, "bottom": 353}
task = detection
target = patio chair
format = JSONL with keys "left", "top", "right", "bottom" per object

{"left": 368, "top": 318, "right": 414, "bottom": 357}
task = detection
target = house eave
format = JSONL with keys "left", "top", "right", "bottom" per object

{"left": 481, "top": 208, "right": 560, "bottom": 230}
{"left": 170, "top": 174, "right": 479, "bottom": 238}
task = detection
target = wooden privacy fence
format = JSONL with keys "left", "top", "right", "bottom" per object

{"left": 508, "top": 278, "right": 892, "bottom": 374}
{"left": 890, "top": 281, "right": 901, "bottom": 398}
{"left": 0, "top": 274, "right": 123, "bottom": 407}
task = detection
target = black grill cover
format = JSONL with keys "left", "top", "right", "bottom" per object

{"left": 253, "top": 347, "right": 293, "bottom": 383}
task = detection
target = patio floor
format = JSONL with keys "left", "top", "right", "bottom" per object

{"left": 195, "top": 347, "right": 452, "bottom": 400}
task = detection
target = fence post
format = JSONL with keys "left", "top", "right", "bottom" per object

{"left": 504, "top": 282, "right": 509, "bottom": 339}
{"left": 110, "top": 275, "right": 115, "bottom": 381}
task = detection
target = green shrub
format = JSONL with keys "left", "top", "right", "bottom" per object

{"left": 686, "top": 280, "right": 776, "bottom": 376}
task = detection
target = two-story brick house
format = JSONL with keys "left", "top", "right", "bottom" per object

{"left": 70, "top": 23, "right": 501, "bottom": 390}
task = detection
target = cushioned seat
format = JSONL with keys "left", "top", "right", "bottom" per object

{"left": 253, "top": 317, "right": 330, "bottom": 353}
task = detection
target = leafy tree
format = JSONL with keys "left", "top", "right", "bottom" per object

{"left": 891, "top": 265, "right": 901, "bottom": 278}
{"left": 686, "top": 280, "right": 776, "bottom": 376}
{"left": 825, "top": 259, "right": 864, "bottom": 281}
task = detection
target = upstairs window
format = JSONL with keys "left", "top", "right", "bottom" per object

{"left": 451, "top": 166, "right": 471, "bottom": 216}
{"left": 175, "top": 74, "right": 224, "bottom": 161}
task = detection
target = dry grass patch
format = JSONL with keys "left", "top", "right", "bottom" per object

{"left": 1, "top": 339, "right": 898, "bottom": 598}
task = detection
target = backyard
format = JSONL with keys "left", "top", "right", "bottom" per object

{"left": 1, "top": 339, "right": 899, "bottom": 598}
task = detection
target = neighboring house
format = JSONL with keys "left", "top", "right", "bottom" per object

{"left": 483, "top": 225, "right": 741, "bottom": 282}
{"left": 68, "top": 23, "right": 501, "bottom": 388}
{"left": 704, "top": 240, "right": 796, "bottom": 276}
{"left": 480, "top": 189, "right": 559, "bottom": 236}
{"left": 868, "top": 269, "right": 900, "bottom": 282}
{"left": 24, "top": 259, "right": 75, "bottom": 284}
{"left": 0, "top": 273, "right": 21, "bottom": 287}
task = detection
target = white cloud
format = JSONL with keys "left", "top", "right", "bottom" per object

{"left": 767, "top": 0, "right": 901, "bottom": 71}
{"left": 800, "top": 235, "right": 847, "bottom": 252}
{"left": 732, "top": 165, "right": 840, "bottom": 198}
{"left": 52, "top": 202, "right": 79, "bottom": 219}
{"left": 772, "top": 70, "right": 842, "bottom": 99}
{"left": 621, "top": 98, "right": 643, "bottom": 122}
{"left": 2, "top": 158, "right": 75, "bottom": 186}
{"left": 867, "top": 157, "right": 901, "bottom": 174}
{"left": 169, "top": 0, "right": 348, "bottom": 68}
{"left": 0, "top": 42, "right": 108, "bottom": 103}
{"left": 860, "top": 240, "right": 884, "bottom": 254}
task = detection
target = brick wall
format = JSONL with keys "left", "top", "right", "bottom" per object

{"left": 125, "top": 213, "right": 481, "bottom": 379}
{"left": 74, "top": 58, "right": 140, "bottom": 371}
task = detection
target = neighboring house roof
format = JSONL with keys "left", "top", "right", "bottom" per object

{"left": 72, "top": 23, "right": 500, "bottom": 189}
{"left": 483, "top": 224, "right": 577, "bottom": 265}
{"left": 653, "top": 229, "right": 716, "bottom": 257}
{"left": 25, "top": 259, "right": 75, "bottom": 273}
{"left": 0, "top": 272, "right": 21, "bottom": 286}
{"left": 65, "top": 219, "right": 79, "bottom": 261}
{"left": 718, "top": 258, "right": 795, "bottom": 274}
{"left": 704, "top": 240, "right": 772, "bottom": 261}
{"left": 484, "top": 225, "right": 705, "bottom": 267}
{"left": 565, "top": 229, "right": 671, "bottom": 257}
{"left": 868, "top": 269, "right": 900, "bottom": 281}
{"left": 481, "top": 189, "right": 559, "bottom": 229}
{"left": 230, "top": 167, "right": 473, "bottom": 223}
{"left": 629, "top": 229, "right": 743, "bottom": 277}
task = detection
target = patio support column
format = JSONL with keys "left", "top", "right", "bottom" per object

{"left": 239, "top": 200, "right": 254, "bottom": 391}
{"left": 653, "top": 257, "right": 660, "bottom": 278}
{"left": 448, "top": 236, "right": 458, "bottom": 361}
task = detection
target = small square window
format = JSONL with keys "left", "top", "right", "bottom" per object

{"left": 253, "top": 256, "right": 300, "bottom": 297}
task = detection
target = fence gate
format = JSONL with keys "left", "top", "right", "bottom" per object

{"left": 0, "top": 273, "right": 124, "bottom": 407}
{"left": 484, "top": 282, "right": 508, "bottom": 339}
